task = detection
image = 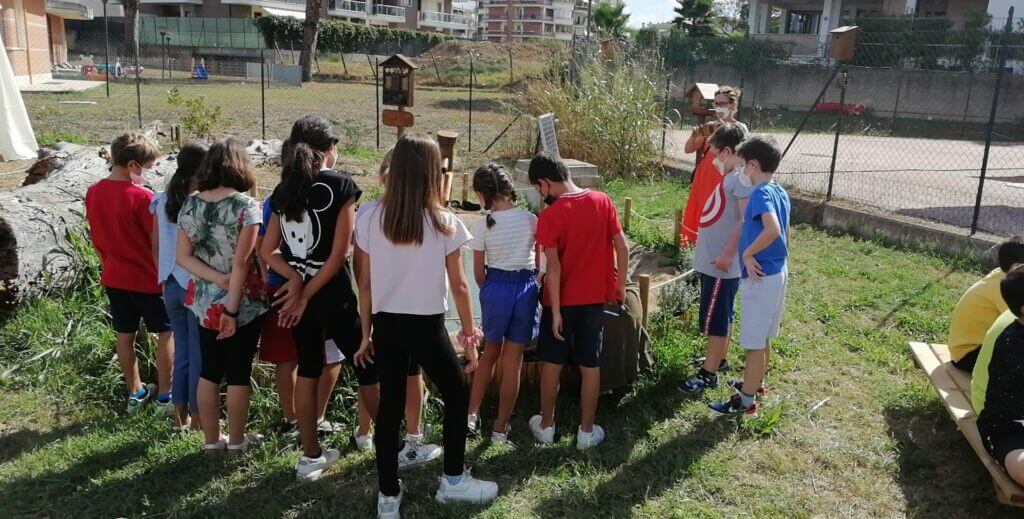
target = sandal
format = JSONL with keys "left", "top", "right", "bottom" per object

{"left": 202, "top": 435, "right": 228, "bottom": 455}
{"left": 226, "top": 432, "right": 266, "bottom": 455}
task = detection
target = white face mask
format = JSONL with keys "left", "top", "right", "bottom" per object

{"left": 712, "top": 157, "right": 725, "bottom": 172}
{"left": 130, "top": 165, "right": 149, "bottom": 186}
{"left": 712, "top": 106, "right": 732, "bottom": 119}
{"left": 737, "top": 165, "right": 754, "bottom": 187}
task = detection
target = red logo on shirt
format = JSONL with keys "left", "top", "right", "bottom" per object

{"left": 699, "top": 184, "right": 726, "bottom": 228}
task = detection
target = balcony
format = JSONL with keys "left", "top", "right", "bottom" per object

{"left": 328, "top": 0, "right": 368, "bottom": 18}
{"left": 140, "top": 0, "right": 203, "bottom": 5}
{"left": 372, "top": 3, "right": 406, "bottom": 22}
{"left": 222, "top": 0, "right": 305, "bottom": 12}
{"left": 419, "top": 10, "right": 472, "bottom": 30}
{"left": 45, "top": 0, "right": 94, "bottom": 19}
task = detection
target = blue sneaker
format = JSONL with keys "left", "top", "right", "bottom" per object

{"left": 127, "top": 383, "right": 156, "bottom": 413}
{"left": 680, "top": 371, "right": 718, "bottom": 393}
{"left": 709, "top": 394, "right": 759, "bottom": 419}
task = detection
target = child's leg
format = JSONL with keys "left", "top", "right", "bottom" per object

{"left": 698, "top": 275, "right": 739, "bottom": 375}
{"left": 703, "top": 335, "right": 728, "bottom": 374}
{"left": 115, "top": 332, "right": 144, "bottom": 394}
{"left": 405, "top": 373, "right": 424, "bottom": 436}
{"left": 494, "top": 342, "right": 525, "bottom": 432}
{"left": 358, "top": 391, "right": 373, "bottom": 436}
{"left": 164, "top": 280, "right": 191, "bottom": 426}
{"left": 317, "top": 362, "right": 342, "bottom": 421}
{"left": 186, "top": 311, "right": 203, "bottom": 429}
{"left": 579, "top": 367, "right": 600, "bottom": 433}
{"left": 371, "top": 314, "right": 413, "bottom": 497}
{"left": 155, "top": 331, "right": 174, "bottom": 396}
{"left": 224, "top": 318, "right": 261, "bottom": 445}
{"left": 571, "top": 304, "right": 604, "bottom": 433}
{"left": 468, "top": 341, "right": 502, "bottom": 416}
{"left": 408, "top": 316, "right": 468, "bottom": 478}
{"left": 539, "top": 363, "right": 562, "bottom": 429}
{"left": 275, "top": 361, "right": 298, "bottom": 422}
{"left": 1006, "top": 450, "right": 1024, "bottom": 486}
{"left": 197, "top": 326, "right": 225, "bottom": 445}
{"left": 358, "top": 384, "right": 380, "bottom": 429}
{"left": 742, "top": 343, "right": 769, "bottom": 396}
{"left": 293, "top": 313, "right": 326, "bottom": 457}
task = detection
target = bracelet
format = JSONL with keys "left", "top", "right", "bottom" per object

{"left": 223, "top": 308, "right": 239, "bottom": 318}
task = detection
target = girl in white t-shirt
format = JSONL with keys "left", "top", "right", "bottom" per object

{"left": 465, "top": 164, "right": 540, "bottom": 444}
{"left": 353, "top": 135, "right": 498, "bottom": 516}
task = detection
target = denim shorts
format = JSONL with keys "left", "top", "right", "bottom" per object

{"left": 480, "top": 268, "right": 540, "bottom": 345}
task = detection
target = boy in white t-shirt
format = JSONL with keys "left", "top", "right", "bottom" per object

{"left": 465, "top": 163, "right": 540, "bottom": 444}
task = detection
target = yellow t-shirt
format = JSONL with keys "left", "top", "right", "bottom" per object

{"left": 948, "top": 268, "right": 1008, "bottom": 361}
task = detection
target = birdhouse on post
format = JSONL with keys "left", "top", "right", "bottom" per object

{"left": 684, "top": 82, "right": 719, "bottom": 117}
{"left": 381, "top": 54, "right": 418, "bottom": 108}
{"left": 828, "top": 26, "right": 860, "bottom": 61}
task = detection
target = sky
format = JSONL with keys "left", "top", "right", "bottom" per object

{"left": 623, "top": 0, "right": 678, "bottom": 28}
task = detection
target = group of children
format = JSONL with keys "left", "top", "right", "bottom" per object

{"left": 946, "top": 237, "right": 1024, "bottom": 484}
{"left": 84, "top": 113, "right": 792, "bottom": 517}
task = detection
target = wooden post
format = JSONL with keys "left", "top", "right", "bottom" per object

{"left": 639, "top": 274, "right": 651, "bottom": 327}
{"left": 461, "top": 172, "right": 470, "bottom": 202}
{"left": 396, "top": 106, "right": 407, "bottom": 140}
{"left": 623, "top": 197, "right": 632, "bottom": 232}
{"left": 444, "top": 172, "right": 454, "bottom": 204}
{"left": 673, "top": 208, "right": 683, "bottom": 249}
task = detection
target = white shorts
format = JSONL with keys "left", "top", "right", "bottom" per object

{"left": 324, "top": 338, "right": 345, "bottom": 365}
{"left": 739, "top": 269, "right": 788, "bottom": 350}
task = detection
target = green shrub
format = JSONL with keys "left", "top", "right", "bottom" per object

{"left": 254, "top": 16, "right": 446, "bottom": 55}
{"left": 167, "top": 88, "right": 222, "bottom": 139}
{"left": 35, "top": 132, "right": 86, "bottom": 148}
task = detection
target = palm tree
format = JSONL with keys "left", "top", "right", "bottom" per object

{"left": 593, "top": 3, "right": 630, "bottom": 39}
{"left": 299, "top": 0, "right": 324, "bottom": 82}
{"left": 673, "top": 0, "right": 717, "bottom": 36}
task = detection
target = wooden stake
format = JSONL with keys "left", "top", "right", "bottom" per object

{"left": 673, "top": 208, "right": 683, "bottom": 249}
{"left": 461, "top": 172, "right": 470, "bottom": 202}
{"left": 639, "top": 274, "right": 651, "bottom": 327}
{"left": 623, "top": 197, "right": 633, "bottom": 232}
{"left": 444, "top": 171, "right": 454, "bottom": 204}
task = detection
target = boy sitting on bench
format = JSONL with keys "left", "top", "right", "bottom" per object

{"left": 947, "top": 237, "right": 1024, "bottom": 372}
{"left": 974, "top": 265, "right": 1024, "bottom": 485}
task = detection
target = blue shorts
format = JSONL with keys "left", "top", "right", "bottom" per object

{"left": 480, "top": 268, "right": 540, "bottom": 345}
{"left": 698, "top": 273, "right": 739, "bottom": 338}
{"left": 537, "top": 304, "right": 604, "bottom": 368}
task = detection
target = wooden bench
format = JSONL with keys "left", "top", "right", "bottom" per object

{"left": 909, "top": 342, "right": 1024, "bottom": 507}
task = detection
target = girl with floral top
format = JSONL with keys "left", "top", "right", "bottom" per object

{"left": 176, "top": 138, "right": 268, "bottom": 454}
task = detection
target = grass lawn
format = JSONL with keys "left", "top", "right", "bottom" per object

{"left": 23, "top": 79, "right": 514, "bottom": 154}
{"left": 0, "top": 178, "right": 1014, "bottom": 517}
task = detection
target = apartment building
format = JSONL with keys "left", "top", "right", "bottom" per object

{"left": 1, "top": 0, "right": 94, "bottom": 84}
{"left": 138, "top": 0, "right": 476, "bottom": 36}
{"left": 479, "top": 0, "right": 620, "bottom": 42}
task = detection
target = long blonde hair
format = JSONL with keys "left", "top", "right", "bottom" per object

{"left": 380, "top": 134, "right": 451, "bottom": 245}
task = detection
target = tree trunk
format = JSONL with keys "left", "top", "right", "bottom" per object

{"left": 299, "top": 0, "right": 323, "bottom": 83}
{"left": 0, "top": 141, "right": 283, "bottom": 307}
{"left": 123, "top": 0, "right": 140, "bottom": 55}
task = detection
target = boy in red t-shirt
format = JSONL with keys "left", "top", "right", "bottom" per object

{"left": 85, "top": 132, "right": 174, "bottom": 413}
{"left": 526, "top": 153, "right": 629, "bottom": 450}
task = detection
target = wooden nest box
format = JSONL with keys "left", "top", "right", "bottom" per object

{"left": 381, "top": 54, "right": 418, "bottom": 108}
{"left": 685, "top": 83, "right": 719, "bottom": 117}
{"left": 828, "top": 26, "right": 860, "bottom": 61}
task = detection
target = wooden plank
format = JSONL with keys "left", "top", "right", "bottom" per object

{"left": 382, "top": 109, "right": 414, "bottom": 128}
{"left": 937, "top": 387, "right": 976, "bottom": 422}
{"left": 927, "top": 343, "right": 974, "bottom": 398}
{"left": 963, "top": 419, "right": 1024, "bottom": 506}
{"left": 910, "top": 342, "right": 959, "bottom": 391}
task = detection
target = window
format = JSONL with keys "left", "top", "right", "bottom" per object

{"left": 786, "top": 10, "right": 821, "bottom": 34}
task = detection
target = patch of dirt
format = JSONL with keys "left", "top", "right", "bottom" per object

{"left": 0, "top": 159, "right": 35, "bottom": 192}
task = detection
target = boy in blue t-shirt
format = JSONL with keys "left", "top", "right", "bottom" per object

{"left": 710, "top": 135, "right": 790, "bottom": 418}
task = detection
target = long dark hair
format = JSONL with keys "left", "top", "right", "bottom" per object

{"left": 381, "top": 134, "right": 450, "bottom": 245}
{"left": 197, "top": 138, "right": 255, "bottom": 193}
{"left": 274, "top": 116, "right": 336, "bottom": 221}
{"left": 272, "top": 143, "right": 323, "bottom": 222}
{"left": 165, "top": 142, "right": 208, "bottom": 223}
{"left": 472, "top": 163, "right": 517, "bottom": 228}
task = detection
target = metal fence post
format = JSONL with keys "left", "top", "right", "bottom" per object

{"left": 103, "top": 0, "right": 110, "bottom": 97}
{"left": 970, "top": 8, "right": 1014, "bottom": 236}
{"left": 508, "top": 48, "right": 514, "bottom": 86}
{"left": 889, "top": 51, "right": 903, "bottom": 137}
{"left": 134, "top": 39, "right": 143, "bottom": 129}
{"left": 468, "top": 54, "right": 474, "bottom": 152}
{"left": 961, "top": 69, "right": 975, "bottom": 138}
{"left": 661, "top": 74, "right": 670, "bottom": 162}
{"left": 260, "top": 48, "right": 266, "bottom": 140}
{"left": 374, "top": 57, "right": 380, "bottom": 150}
{"left": 826, "top": 67, "right": 848, "bottom": 202}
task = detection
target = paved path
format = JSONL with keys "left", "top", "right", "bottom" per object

{"left": 664, "top": 130, "right": 1024, "bottom": 236}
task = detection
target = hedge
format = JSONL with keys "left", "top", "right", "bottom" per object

{"left": 254, "top": 16, "right": 447, "bottom": 55}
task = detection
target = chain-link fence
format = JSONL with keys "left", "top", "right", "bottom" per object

{"left": 657, "top": 14, "right": 1024, "bottom": 238}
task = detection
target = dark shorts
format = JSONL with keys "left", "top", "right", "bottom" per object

{"left": 537, "top": 304, "right": 604, "bottom": 368}
{"left": 698, "top": 273, "right": 739, "bottom": 338}
{"left": 104, "top": 287, "right": 171, "bottom": 334}
{"left": 952, "top": 348, "right": 980, "bottom": 373}
{"left": 480, "top": 268, "right": 540, "bottom": 345}
{"left": 978, "top": 416, "right": 1024, "bottom": 467}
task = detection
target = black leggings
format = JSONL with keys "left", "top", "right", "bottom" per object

{"left": 372, "top": 312, "right": 468, "bottom": 497}
{"left": 199, "top": 315, "right": 263, "bottom": 386}
{"left": 289, "top": 278, "right": 374, "bottom": 383}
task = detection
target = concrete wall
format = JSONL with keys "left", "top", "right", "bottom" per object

{"left": 673, "top": 62, "right": 1024, "bottom": 123}
{"left": 48, "top": 14, "right": 67, "bottom": 64}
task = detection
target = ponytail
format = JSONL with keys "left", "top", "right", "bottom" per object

{"left": 471, "top": 163, "right": 517, "bottom": 228}
{"left": 273, "top": 142, "right": 322, "bottom": 222}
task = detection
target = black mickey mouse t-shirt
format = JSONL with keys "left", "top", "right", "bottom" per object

{"left": 276, "top": 168, "right": 362, "bottom": 281}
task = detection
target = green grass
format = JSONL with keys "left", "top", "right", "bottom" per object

{"left": 0, "top": 178, "right": 1014, "bottom": 517}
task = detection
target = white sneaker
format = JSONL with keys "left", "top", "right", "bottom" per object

{"left": 202, "top": 435, "right": 228, "bottom": 455}
{"left": 296, "top": 448, "right": 341, "bottom": 481}
{"left": 227, "top": 432, "right": 265, "bottom": 455}
{"left": 434, "top": 470, "right": 499, "bottom": 504}
{"left": 398, "top": 438, "right": 442, "bottom": 469}
{"left": 354, "top": 430, "right": 373, "bottom": 452}
{"left": 126, "top": 383, "right": 156, "bottom": 413}
{"left": 528, "top": 415, "right": 555, "bottom": 444}
{"left": 317, "top": 418, "right": 342, "bottom": 435}
{"left": 490, "top": 424, "right": 510, "bottom": 445}
{"left": 377, "top": 481, "right": 405, "bottom": 519}
{"left": 467, "top": 413, "right": 479, "bottom": 432}
{"left": 576, "top": 425, "right": 606, "bottom": 451}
